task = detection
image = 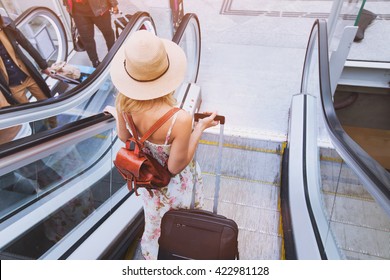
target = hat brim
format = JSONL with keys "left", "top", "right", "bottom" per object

{"left": 110, "top": 37, "right": 187, "bottom": 100}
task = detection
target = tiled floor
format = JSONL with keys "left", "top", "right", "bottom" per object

{"left": 320, "top": 148, "right": 390, "bottom": 260}
{"left": 198, "top": 133, "right": 283, "bottom": 259}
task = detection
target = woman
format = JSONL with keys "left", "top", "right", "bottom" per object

{"left": 105, "top": 30, "right": 218, "bottom": 259}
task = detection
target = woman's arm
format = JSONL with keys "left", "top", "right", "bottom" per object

{"left": 104, "top": 105, "right": 131, "bottom": 143}
{"left": 168, "top": 111, "right": 218, "bottom": 175}
{"left": 109, "top": 0, "right": 119, "bottom": 13}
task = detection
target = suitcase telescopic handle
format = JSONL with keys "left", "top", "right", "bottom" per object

{"left": 194, "top": 113, "right": 225, "bottom": 125}
{"left": 193, "top": 113, "right": 225, "bottom": 214}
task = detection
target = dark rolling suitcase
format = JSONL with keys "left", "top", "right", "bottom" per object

{"left": 158, "top": 114, "right": 239, "bottom": 260}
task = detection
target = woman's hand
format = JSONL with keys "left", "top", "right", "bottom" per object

{"left": 195, "top": 111, "right": 219, "bottom": 132}
{"left": 167, "top": 111, "right": 219, "bottom": 174}
{"left": 111, "top": 5, "right": 119, "bottom": 14}
{"left": 104, "top": 105, "right": 118, "bottom": 119}
{"left": 41, "top": 68, "right": 52, "bottom": 77}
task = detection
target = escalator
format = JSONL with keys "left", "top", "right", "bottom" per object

{"left": 0, "top": 114, "right": 121, "bottom": 259}
{"left": 0, "top": 13, "right": 202, "bottom": 260}
{"left": 283, "top": 19, "right": 390, "bottom": 260}
{"left": 329, "top": 0, "right": 390, "bottom": 171}
{"left": 1, "top": 8, "right": 388, "bottom": 261}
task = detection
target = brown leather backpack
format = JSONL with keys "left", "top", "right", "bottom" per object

{"left": 114, "top": 107, "right": 180, "bottom": 196}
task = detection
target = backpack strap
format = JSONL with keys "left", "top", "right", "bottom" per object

{"left": 124, "top": 107, "right": 181, "bottom": 144}
{"left": 141, "top": 107, "right": 180, "bottom": 143}
{"left": 123, "top": 113, "right": 140, "bottom": 140}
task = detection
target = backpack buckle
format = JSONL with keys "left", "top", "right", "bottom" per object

{"left": 129, "top": 140, "right": 136, "bottom": 151}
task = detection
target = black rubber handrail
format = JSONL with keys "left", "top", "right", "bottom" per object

{"left": 305, "top": 20, "right": 390, "bottom": 215}
{"left": 172, "top": 13, "right": 200, "bottom": 44}
{"left": 0, "top": 113, "right": 113, "bottom": 159}
{"left": 172, "top": 13, "right": 201, "bottom": 83}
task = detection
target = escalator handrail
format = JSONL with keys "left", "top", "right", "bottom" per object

{"left": 0, "top": 114, "right": 116, "bottom": 179}
{"left": 304, "top": 20, "right": 390, "bottom": 215}
{"left": 172, "top": 13, "right": 201, "bottom": 83}
{"left": 0, "top": 113, "right": 113, "bottom": 160}
{"left": 0, "top": 114, "right": 120, "bottom": 251}
{"left": 0, "top": 12, "right": 155, "bottom": 128}
{"left": 0, "top": 114, "right": 117, "bottom": 223}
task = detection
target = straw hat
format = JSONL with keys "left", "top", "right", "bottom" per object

{"left": 110, "top": 30, "right": 187, "bottom": 100}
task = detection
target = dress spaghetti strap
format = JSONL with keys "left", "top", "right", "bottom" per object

{"left": 164, "top": 110, "right": 179, "bottom": 145}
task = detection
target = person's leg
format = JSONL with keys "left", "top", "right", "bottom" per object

{"left": 93, "top": 11, "right": 115, "bottom": 51}
{"left": 24, "top": 76, "right": 48, "bottom": 101}
{"left": 9, "top": 83, "right": 29, "bottom": 103}
{"left": 0, "top": 91, "right": 10, "bottom": 107}
{"left": 73, "top": 14, "right": 99, "bottom": 67}
{"left": 138, "top": 189, "right": 162, "bottom": 260}
{"left": 24, "top": 76, "right": 57, "bottom": 128}
{"left": 11, "top": 76, "right": 47, "bottom": 103}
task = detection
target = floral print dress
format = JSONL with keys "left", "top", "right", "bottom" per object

{"left": 132, "top": 112, "right": 204, "bottom": 260}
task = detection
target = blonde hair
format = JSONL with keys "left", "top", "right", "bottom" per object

{"left": 116, "top": 92, "right": 177, "bottom": 113}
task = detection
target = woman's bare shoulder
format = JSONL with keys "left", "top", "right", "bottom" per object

{"left": 170, "top": 109, "right": 192, "bottom": 138}
{"left": 175, "top": 109, "right": 192, "bottom": 126}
